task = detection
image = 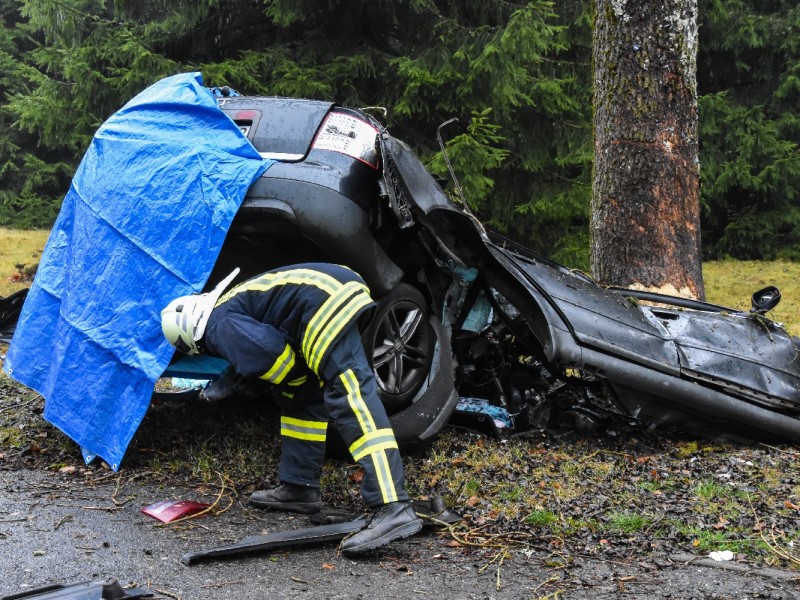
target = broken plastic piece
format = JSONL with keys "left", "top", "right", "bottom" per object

{"left": 182, "top": 517, "right": 367, "bottom": 565}
{"left": 455, "top": 397, "right": 513, "bottom": 429}
{"left": 141, "top": 500, "right": 210, "bottom": 523}
{"left": 0, "top": 578, "right": 152, "bottom": 599}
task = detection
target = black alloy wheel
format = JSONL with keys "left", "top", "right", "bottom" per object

{"left": 362, "top": 283, "right": 435, "bottom": 413}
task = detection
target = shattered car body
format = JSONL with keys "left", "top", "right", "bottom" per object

{"left": 170, "top": 94, "right": 800, "bottom": 447}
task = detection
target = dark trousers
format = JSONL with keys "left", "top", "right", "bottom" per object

{"left": 277, "top": 325, "right": 408, "bottom": 507}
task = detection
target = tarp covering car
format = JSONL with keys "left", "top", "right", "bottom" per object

{"left": 3, "top": 72, "right": 270, "bottom": 470}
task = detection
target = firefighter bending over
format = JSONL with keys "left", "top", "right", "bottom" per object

{"left": 160, "top": 263, "right": 422, "bottom": 555}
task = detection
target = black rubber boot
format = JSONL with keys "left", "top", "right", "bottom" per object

{"left": 249, "top": 482, "right": 322, "bottom": 513}
{"left": 339, "top": 501, "right": 423, "bottom": 556}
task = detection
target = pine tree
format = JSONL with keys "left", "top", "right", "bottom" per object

{"left": 6, "top": 0, "right": 799, "bottom": 266}
{"left": 697, "top": 0, "right": 800, "bottom": 260}
{"left": 0, "top": 0, "right": 69, "bottom": 227}
{"left": 6, "top": 0, "right": 592, "bottom": 268}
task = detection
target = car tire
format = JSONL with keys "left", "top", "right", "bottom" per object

{"left": 387, "top": 315, "right": 459, "bottom": 451}
{"left": 361, "top": 283, "right": 435, "bottom": 414}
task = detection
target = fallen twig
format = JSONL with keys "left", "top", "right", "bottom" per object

{"left": 54, "top": 514, "right": 72, "bottom": 530}
{"left": 478, "top": 549, "right": 507, "bottom": 590}
{"left": 478, "top": 548, "right": 505, "bottom": 575}
{"left": 643, "top": 514, "right": 665, "bottom": 534}
{"left": 421, "top": 513, "right": 533, "bottom": 550}
{"left": 494, "top": 548, "right": 509, "bottom": 591}
{"left": 530, "top": 574, "right": 561, "bottom": 596}
{"left": 760, "top": 527, "right": 800, "bottom": 567}
{"left": 0, "top": 396, "right": 40, "bottom": 416}
{"left": 577, "top": 449, "right": 632, "bottom": 462}
{"left": 200, "top": 580, "right": 245, "bottom": 590}
{"left": 758, "top": 443, "right": 799, "bottom": 457}
{"left": 746, "top": 498, "right": 799, "bottom": 566}
{"left": 87, "top": 472, "right": 121, "bottom": 484}
{"left": 111, "top": 474, "right": 136, "bottom": 507}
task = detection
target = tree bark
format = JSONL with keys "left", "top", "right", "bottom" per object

{"left": 591, "top": 0, "right": 704, "bottom": 299}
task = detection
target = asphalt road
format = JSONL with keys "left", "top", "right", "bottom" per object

{"left": 2, "top": 469, "right": 799, "bottom": 600}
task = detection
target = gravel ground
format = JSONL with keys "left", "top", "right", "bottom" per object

{"left": 1, "top": 369, "right": 799, "bottom": 599}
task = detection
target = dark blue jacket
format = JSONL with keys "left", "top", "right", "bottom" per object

{"left": 204, "top": 263, "right": 374, "bottom": 382}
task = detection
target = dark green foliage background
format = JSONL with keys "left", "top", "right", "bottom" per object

{"left": 0, "top": 0, "right": 797, "bottom": 267}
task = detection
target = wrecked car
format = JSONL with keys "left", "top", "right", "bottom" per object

{"left": 159, "top": 94, "right": 800, "bottom": 446}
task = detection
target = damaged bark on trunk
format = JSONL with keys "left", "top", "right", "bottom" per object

{"left": 591, "top": 0, "right": 704, "bottom": 299}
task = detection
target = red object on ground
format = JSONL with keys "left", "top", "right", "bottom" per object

{"left": 141, "top": 499, "right": 210, "bottom": 523}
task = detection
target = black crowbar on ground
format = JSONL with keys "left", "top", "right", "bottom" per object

{"left": 182, "top": 496, "right": 461, "bottom": 565}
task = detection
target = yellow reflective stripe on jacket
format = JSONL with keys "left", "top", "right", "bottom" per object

{"left": 217, "top": 269, "right": 340, "bottom": 306}
{"left": 308, "top": 290, "right": 372, "bottom": 373}
{"left": 280, "top": 416, "right": 327, "bottom": 442}
{"left": 349, "top": 428, "right": 399, "bottom": 462}
{"left": 259, "top": 343, "right": 295, "bottom": 384}
{"left": 302, "top": 281, "right": 364, "bottom": 361}
{"left": 306, "top": 285, "right": 372, "bottom": 373}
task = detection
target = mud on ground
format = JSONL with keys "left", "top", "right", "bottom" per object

{"left": 1, "top": 370, "right": 799, "bottom": 599}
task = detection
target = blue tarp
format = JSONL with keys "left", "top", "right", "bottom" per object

{"left": 3, "top": 72, "right": 271, "bottom": 469}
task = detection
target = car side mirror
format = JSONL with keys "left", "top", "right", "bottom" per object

{"left": 751, "top": 286, "right": 781, "bottom": 314}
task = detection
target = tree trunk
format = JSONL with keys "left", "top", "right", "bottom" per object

{"left": 591, "top": 0, "right": 704, "bottom": 299}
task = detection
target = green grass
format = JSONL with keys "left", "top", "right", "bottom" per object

{"left": 607, "top": 511, "right": 651, "bottom": 534}
{"left": 525, "top": 508, "right": 559, "bottom": 527}
{"left": 0, "top": 228, "right": 50, "bottom": 297}
{"left": 694, "top": 480, "right": 729, "bottom": 501}
{"left": 669, "top": 523, "right": 748, "bottom": 553}
{"left": 704, "top": 260, "right": 800, "bottom": 336}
